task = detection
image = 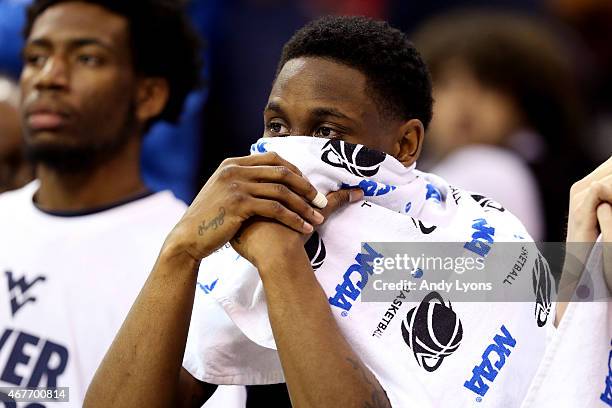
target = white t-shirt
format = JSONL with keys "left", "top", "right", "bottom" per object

{"left": 0, "top": 181, "right": 186, "bottom": 407}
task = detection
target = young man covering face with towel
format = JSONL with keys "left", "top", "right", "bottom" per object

{"left": 84, "top": 16, "right": 603, "bottom": 408}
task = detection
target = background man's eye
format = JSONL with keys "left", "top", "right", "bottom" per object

{"left": 78, "top": 55, "right": 101, "bottom": 66}
{"left": 25, "top": 54, "right": 47, "bottom": 67}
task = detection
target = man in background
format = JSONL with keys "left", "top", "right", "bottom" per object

{"left": 413, "top": 11, "right": 592, "bottom": 243}
{"left": 0, "top": 1, "right": 200, "bottom": 406}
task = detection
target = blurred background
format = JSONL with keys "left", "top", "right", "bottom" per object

{"left": 1, "top": 0, "right": 611, "bottom": 242}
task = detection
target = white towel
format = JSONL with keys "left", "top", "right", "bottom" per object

{"left": 521, "top": 236, "right": 612, "bottom": 408}
{"left": 183, "top": 136, "right": 555, "bottom": 407}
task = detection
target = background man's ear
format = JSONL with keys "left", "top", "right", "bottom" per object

{"left": 395, "top": 118, "right": 425, "bottom": 167}
{"left": 135, "top": 77, "right": 170, "bottom": 124}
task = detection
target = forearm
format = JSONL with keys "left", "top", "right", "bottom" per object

{"left": 84, "top": 244, "right": 200, "bottom": 408}
{"left": 260, "top": 251, "right": 391, "bottom": 408}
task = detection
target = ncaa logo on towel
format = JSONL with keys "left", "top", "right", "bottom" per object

{"left": 401, "top": 291, "right": 463, "bottom": 372}
{"left": 464, "top": 325, "right": 516, "bottom": 399}
{"left": 425, "top": 184, "right": 442, "bottom": 203}
{"left": 464, "top": 218, "right": 495, "bottom": 258}
{"left": 532, "top": 254, "right": 552, "bottom": 327}
{"left": 250, "top": 141, "right": 269, "bottom": 153}
{"left": 341, "top": 180, "right": 397, "bottom": 197}
{"left": 304, "top": 232, "right": 326, "bottom": 270}
{"left": 328, "top": 244, "right": 383, "bottom": 314}
{"left": 321, "top": 140, "right": 386, "bottom": 177}
{"left": 600, "top": 339, "right": 612, "bottom": 407}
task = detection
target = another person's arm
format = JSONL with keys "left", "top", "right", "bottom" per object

{"left": 556, "top": 156, "right": 612, "bottom": 325}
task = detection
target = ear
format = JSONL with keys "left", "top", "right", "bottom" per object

{"left": 394, "top": 119, "right": 425, "bottom": 167}
{"left": 134, "top": 77, "right": 170, "bottom": 125}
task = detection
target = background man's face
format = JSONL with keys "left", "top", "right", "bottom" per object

{"left": 427, "top": 61, "right": 521, "bottom": 159}
{"left": 263, "top": 57, "right": 401, "bottom": 155}
{"left": 20, "top": 2, "right": 138, "bottom": 170}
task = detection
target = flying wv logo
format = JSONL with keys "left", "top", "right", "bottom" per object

{"left": 197, "top": 279, "right": 218, "bottom": 294}
{"left": 321, "top": 139, "right": 386, "bottom": 177}
{"left": 464, "top": 325, "right": 516, "bottom": 398}
{"left": 5, "top": 271, "right": 46, "bottom": 317}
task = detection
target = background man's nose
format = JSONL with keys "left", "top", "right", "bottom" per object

{"left": 35, "top": 57, "right": 69, "bottom": 91}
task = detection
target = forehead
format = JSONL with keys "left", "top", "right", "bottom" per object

{"left": 28, "top": 2, "right": 129, "bottom": 48}
{"left": 270, "top": 57, "right": 376, "bottom": 116}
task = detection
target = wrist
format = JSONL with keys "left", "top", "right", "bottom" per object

{"left": 255, "top": 239, "right": 308, "bottom": 267}
{"left": 159, "top": 237, "right": 202, "bottom": 273}
{"left": 256, "top": 246, "right": 312, "bottom": 281}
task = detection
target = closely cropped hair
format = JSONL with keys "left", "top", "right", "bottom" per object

{"left": 24, "top": 0, "right": 203, "bottom": 124}
{"left": 278, "top": 16, "right": 433, "bottom": 129}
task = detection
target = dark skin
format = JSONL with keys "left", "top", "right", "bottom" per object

{"left": 20, "top": 2, "right": 169, "bottom": 211}
{"left": 84, "top": 57, "right": 425, "bottom": 408}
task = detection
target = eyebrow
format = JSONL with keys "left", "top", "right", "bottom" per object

{"left": 264, "top": 101, "right": 354, "bottom": 122}
{"left": 311, "top": 107, "right": 352, "bottom": 120}
{"left": 26, "top": 37, "right": 113, "bottom": 52}
{"left": 264, "top": 101, "right": 284, "bottom": 114}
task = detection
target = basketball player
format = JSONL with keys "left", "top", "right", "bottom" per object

{"left": 0, "top": 1, "right": 200, "bottom": 406}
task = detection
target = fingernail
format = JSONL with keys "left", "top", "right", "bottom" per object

{"left": 312, "top": 210, "right": 325, "bottom": 224}
{"left": 303, "top": 222, "right": 314, "bottom": 233}
{"left": 350, "top": 189, "right": 364, "bottom": 203}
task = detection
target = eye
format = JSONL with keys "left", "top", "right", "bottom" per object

{"left": 24, "top": 53, "right": 47, "bottom": 67}
{"left": 77, "top": 54, "right": 103, "bottom": 66}
{"left": 266, "top": 121, "right": 289, "bottom": 135}
{"left": 314, "top": 126, "right": 341, "bottom": 138}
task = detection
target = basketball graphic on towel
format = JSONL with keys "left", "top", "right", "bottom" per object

{"left": 532, "top": 253, "right": 552, "bottom": 327}
{"left": 304, "top": 231, "right": 326, "bottom": 270}
{"left": 320, "top": 139, "right": 386, "bottom": 177}
{"left": 401, "top": 291, "right": 463, "bottom": 372}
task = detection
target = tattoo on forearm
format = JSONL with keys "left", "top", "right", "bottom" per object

{"left": 346, "top": 357, "right": 391, "bottom": 408}
{"left": 198, "top": 207, "right": 226, "bottom": 236}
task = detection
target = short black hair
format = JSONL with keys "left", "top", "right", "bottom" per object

{"left": 277, "top": 15, "right": 433, "bottom": 129}
{"left": 24, "top": 0, "right": 203, "bottom": 124}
